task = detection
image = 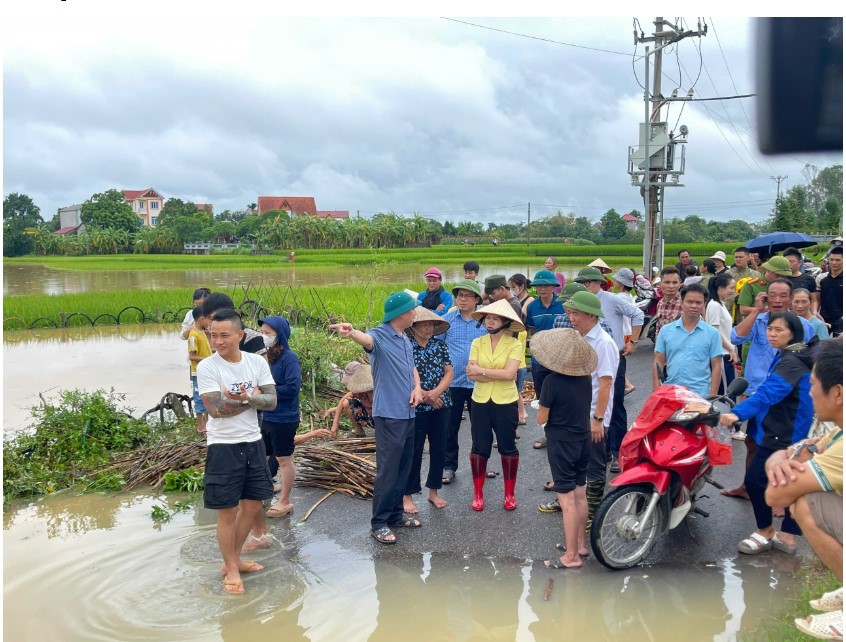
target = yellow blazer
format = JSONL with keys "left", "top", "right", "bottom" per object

{"left": 469, "top": 334, "right": 523, "bottom": 404}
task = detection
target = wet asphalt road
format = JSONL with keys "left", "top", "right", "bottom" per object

{"left": 282, "top": 342, "right": 799, "bottom": 568}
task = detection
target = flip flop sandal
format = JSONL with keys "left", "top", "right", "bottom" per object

{"left": 543, "top": 481, "right": 556, "bottom": 492}
{"left": 543, "top": 558, "right": 582, "bottom": 569}
{"left": 811, "top": 588, "right": 844, "bottom": 612}
{"left": 538, "top": 500, "right": 562, "bottom": 513}
{"left": 222, "top": 580, "right": 245, "bottom": 594}
{"left": 624, "top": 387, "right": 636, "bottom": 396}
{"left": 371, "top": 527, "right": 397, "bottom": 545}
{"left": 533, "top": 437, "right": 547, "bottom": 450}
{"left": 486, "top": 471, "right": 499, "bottom": 479}
{"left": 442, "top": 470, "right": 455, "bottom": 485}
{"left": 390, "top": 517, "right": 422, "bottom": 528}
{"left": 266, "top": 504, "right": 294, "bottom": 518}
{"left": 738, "top": 532, "right": 773, "bottom": 554}
{"left": 555, "top": 543, "right": 590, "bottom": 558}
{"left": 772, "top": 533, "right": 797, "bottom": 554}
{"left": 794, "top": 611, "right": 844, "bottom": 640}
{"left": 221, "top": 561, "right": 265, "bottom": 576}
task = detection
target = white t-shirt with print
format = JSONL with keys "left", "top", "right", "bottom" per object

{"left": 197, "top": 351, "right": 275, "bottom": 445}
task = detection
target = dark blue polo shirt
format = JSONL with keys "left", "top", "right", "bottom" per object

{"left": 365, "top": 323, "right": 417, "bottom": 420}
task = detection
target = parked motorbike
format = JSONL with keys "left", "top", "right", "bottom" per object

{"left": 634, "top": 272, "right": 658, "bottom": 344}
{"left": 590, "top": 377, "right": 748, "bottom": 570}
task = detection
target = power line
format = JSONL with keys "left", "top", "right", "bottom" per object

{"left": 440, "top": 17, "right": 631, "bottom": 56}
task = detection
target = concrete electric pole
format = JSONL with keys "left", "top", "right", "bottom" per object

{"left": 771, "top": 174, "right": 787, "bottom": 204}
{"left": 628, "top": 17, "right": 707, "bottom": 276}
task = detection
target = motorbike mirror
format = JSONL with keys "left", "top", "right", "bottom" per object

{"left": 726, "top": 377, "right": 748, "bottom": 398}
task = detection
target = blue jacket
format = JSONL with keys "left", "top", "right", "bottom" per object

{"left": 732, "top": 339, "right": 816, "bottom": 451}
{"left": 260, "top": 316, "right": 301, "bottom": 424}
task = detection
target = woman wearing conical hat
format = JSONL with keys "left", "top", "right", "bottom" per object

{"left": 465, "top": 299, "right": 525, "bottom": 512}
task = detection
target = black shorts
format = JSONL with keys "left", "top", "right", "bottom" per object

{"left": 546, "top": 433, "right": 590, "bottom": 494}
{"left": 262, "top": 419, "right": 299, "bottom": 457}
{"left": 204, "top": 440, "right": 274, "bottom": 509}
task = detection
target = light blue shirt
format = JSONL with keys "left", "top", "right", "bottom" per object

{"left": 441, "top": 309, "right": 488, "bottom": 388}
{"left": 597, "top": 290, "right": 644, "bottom": 351}
{"left": 731, "top": 312, "right": 815, "bottom": 395}
{"left": 656, "top": 318, "right": 723, "bottom": 397}
{"left": 365, "top": 323, "right": 417, "bottom": 420}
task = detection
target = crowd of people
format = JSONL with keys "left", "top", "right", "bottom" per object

{"left": 179, "top": 240, "right": 843, "bottom": 634}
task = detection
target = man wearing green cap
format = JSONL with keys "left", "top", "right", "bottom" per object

{"left": 575, "top": 266, "right": 643, "bottom": 472}
{"left": 552, "top": 283, "right": 614, "bottom": 336}
{"left": 330, "top": 292, "right": 425, "bottom": 545}
{"left": 526, "top": 270, "right": 567, "bottom": 448}
{"left": 440, "top": 279, "right": 488, "bottom": 484}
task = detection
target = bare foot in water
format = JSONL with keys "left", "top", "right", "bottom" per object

{"left": 241, "top": 532, "right": 273, "bottom": 553}
{"left": 428, "top": 491, "right": 447, "bottom": 509}
{"left": 403, "top": 495, "right": 419, "bottom": 514}
{"left": 544, "top": 555, "right": 583, "bottom": 569}
{"left": 721, "top": 486, "right": 750, "bottom": 500}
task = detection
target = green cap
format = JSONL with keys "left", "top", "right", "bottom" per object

{"left": 382, "top": 291, "right": 417, "bottom": 323}
{"left": 574, "top": 266, "right": 605, "bottom": 283}
{"left": 484, "top": 274, "right": 508, "bottom": 292}
{"left": 556, "top": 282, "right": 587, "bottom": 302}
{"left": 761, "top": 255, "right": 792, "bottom": 276}
{"left": 451, "top": 279, "right": 483, "bottom": 300}
{"left": 562, "top": 290, "right": 604, "bottom": 317}
{"left": 532, "top": 269, "right": 559, "bottom": 286}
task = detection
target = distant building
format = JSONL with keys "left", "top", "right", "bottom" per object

{"left": 123, "top": 188, "right": 164, "bottom": 227}
{"left": 195, "top": 203, "right": 214, "bottom": 215}
{"left": 55, "top": 204, "right": 85, "bottom": 235}
{"left": 257, "top": 196, "right": 318, "bottom": 217}
{"left": 622, "top": 213, "right": 641, "bottom": 232}
{"left": 315, "top": 210, "right": 350, "bottom": 220}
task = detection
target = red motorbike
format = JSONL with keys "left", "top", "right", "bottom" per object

{"left": 590, "top": 378, "right": 747, "bottom": 570}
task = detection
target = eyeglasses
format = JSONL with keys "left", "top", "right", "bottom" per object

{"left": 455, "top": 292, "right": 476, "bottom": 299}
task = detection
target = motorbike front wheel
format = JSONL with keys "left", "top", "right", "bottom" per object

{"left": 590, "top": 483, "right": 664, "bottom": 570}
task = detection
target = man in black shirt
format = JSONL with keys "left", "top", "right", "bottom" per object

{"left": 783, "top": 247, "right": 820, "bottom": 315}
{"left": 819, "top": 246, "right": 843, "bottom": 336}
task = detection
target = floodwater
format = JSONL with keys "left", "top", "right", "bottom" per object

{"left": 2, "top": 261, "right": 632, "bottom": 297}
{"left": 3, "top": 488, "right": 804, "bottom": 642}
{"left": 3, "top": 325, "right": 812, "bottom": 640}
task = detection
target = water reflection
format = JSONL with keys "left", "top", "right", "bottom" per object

{"left": 3, "top": 488, "right": 805, "bottom": 642}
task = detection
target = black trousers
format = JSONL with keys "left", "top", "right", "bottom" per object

{"left": 444, "top": 387, "right": 474, "bottom": 472}
{"left": 607, "top": 356, "right": 627, "bottom": 457}
{"left": 371, "top": 417, "right": 415, "bottom": 530}
{"left": 405, "top": 407, "right": 448, "bottom": 493}
{"left": 470, "top": 400, "right": 518, "bottom": 458}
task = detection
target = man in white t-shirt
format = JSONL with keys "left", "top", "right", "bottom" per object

{"left": 197, "top": 309, "right": 277, "bottom": 595}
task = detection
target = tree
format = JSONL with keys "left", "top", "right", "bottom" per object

{"left": 599, "top": 209, "right": 626, "bottom": 240}
{"left": 156, "top": 198, "right": 213, "bottom": 243}
{"left": 3, "top": 193, "right": 44, "bottom": 256}
{"left": 80, "top": 189, "right": 141, "bottom": 234}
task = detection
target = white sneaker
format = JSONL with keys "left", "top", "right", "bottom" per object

{"left": 530, "top": 399, "right": 540, "bottom": 410}
{"left": 731, "top": 431, "right": 747, "bottom": 441}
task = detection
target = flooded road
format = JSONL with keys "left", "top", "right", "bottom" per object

{"left": 3, "top": 324, "right": 812, "bottom": 640}
{"left": 3, "top": 488, "right": 803, "bottom": 642}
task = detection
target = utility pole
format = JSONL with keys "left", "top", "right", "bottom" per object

{"left": 526, "top": 202, "right": 531, "bottom": 247}
{"left": 770, "top": 175, "right": 787, "bottom": 203}
{"left": 629, "top": 17, "right": 707, "bottom": 276}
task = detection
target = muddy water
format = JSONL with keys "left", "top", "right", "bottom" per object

{"left": 3, "top": 489, "right": 803, "bottom": 641}
{"left": 3, "top": 261, "right": 633, "bottom": 296}
{"left": 3, "top": 325, "right": 188, "bottom": 434}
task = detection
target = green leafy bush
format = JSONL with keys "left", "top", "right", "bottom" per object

{"left": 162, "top": 468, "right": 204, "bottom": 493}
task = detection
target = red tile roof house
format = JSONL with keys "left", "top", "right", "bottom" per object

{"left": 123, "top": 188, "right": 164, "bottom": 226}
{"left": 622, "top": 213, "right": 641, "bottom": 231}
{"left": 195, "top": 203, "right": 214, "bottom": 214}
{"left": 257, "top": 196, "right": 318, "bottom": 217}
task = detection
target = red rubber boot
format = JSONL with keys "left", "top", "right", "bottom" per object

{"left": 469, "top": 453, "right": 488, "bottom": 511}
{"left": 501, "top": 453, "right": 519, "bottom": 511}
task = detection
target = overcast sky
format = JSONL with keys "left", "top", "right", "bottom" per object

{"left": 3, "top": 8, "right": 842, "bottom": 226}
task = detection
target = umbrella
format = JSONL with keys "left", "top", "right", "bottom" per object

{"left": 745, "top": 231, "right": 818, "bottom": 254}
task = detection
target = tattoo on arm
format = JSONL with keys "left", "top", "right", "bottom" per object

{"left": 202, "top": 391, "right": 249, "bottom": 418}
{"left": 249, "top": 384, "right": 277, "bottom": 410}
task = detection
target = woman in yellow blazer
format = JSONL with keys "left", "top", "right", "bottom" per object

{"left": 465, "top": 299, "right": 525, "bottom": 512}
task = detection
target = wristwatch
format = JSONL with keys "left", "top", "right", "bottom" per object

{"left": 592, "top": 415, "right": 604, "bottom": 422}
{"left": 241, "top": 398, "right": 250, "bottom": 406}
{"left": 630, "top": 340, "right": 639, "bottom": 345}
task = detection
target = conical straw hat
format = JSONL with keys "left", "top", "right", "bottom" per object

{"left": 346, "top": 363, "right": 374, "bottom": 393}
{"left": 471, "top": 298, "right": 525, "bottom": 333}
{"left": 589, "top": 258, "right": 611, "bottom": 272}
{"left": 529, "top": 328, "right": 597, "bottom": 377}
{"left": 409, "top": 305, "right": 451, "bottom": 336}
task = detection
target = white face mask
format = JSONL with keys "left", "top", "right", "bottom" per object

{"left": 263, "top": 334, "right": 277, "bottom": 348}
